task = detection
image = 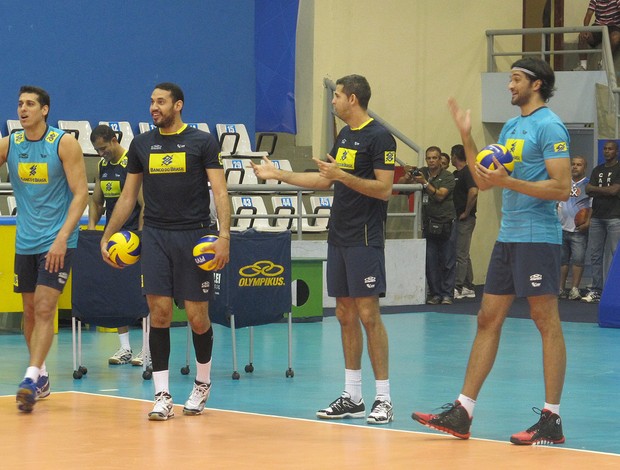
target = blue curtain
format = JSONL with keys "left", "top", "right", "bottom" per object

{"left": 255, "top": 0, "right": 299, "bottom": 134}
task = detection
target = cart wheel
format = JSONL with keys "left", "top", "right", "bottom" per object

{"left": 142, "top": 369, "right": 152, "bottom": 380}
{"left": 244, "top": 364, "right": 254, "bottom": 373}
{"left": 285, "top": 368, "right": 294, "bottom": 378}
{"left": 73, "top": 370, "right": 83, "bottom": 379}
{"left": 180, "top": 366, "right": 190, "bottom": 375}
{"left": 78, "top": 366, "right": 88, "bottom": 375}
{"left": 232, "top": 371, "right": 240, "bottom": 380}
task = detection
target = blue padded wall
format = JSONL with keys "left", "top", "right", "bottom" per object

{"left": 0, "top": 1, "right": 256, "bottom": 137}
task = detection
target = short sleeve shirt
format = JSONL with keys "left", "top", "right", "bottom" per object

{"left": 127, "top": 125, "right": 221, "bottom": 230}
{"left": 589, "top": 161, "right": 620, "bottom": 219}
{"left": 498, "top": 106, "right": 570, "bottom": 244}
{"left": 328, "top": 119, "right": 396, "bottom": 247}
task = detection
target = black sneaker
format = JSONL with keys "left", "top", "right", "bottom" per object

{"left": 510, "top": 408, "right": 565, "bottom": 445}
{"left": 316, "top": 393, "right": 365, "bottom": 419}
{"left": 411, "top": 401, "right": 472, "bottom": 439}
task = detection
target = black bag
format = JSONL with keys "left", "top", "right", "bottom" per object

{"left": 425, "top": 219, "right": 452, "bottom": 240}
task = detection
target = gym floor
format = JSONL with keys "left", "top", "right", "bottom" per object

{"left": 1, "top": 307, "right": 619, "bottom": 468}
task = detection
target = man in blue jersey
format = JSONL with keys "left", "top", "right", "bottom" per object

{"left": 0, "top": 85, "right": 88, "bottom": 412}
{"left": 100, "top": 83, "right": 231, "bottom": 421}
{"left": 88, "top": 124, "right": 145, "bottom": 365}
{"left": 251, "top": 74, "right": 396, "bottom": 424}
{"left": 412, "top": 57, "right": 571, "bottom": 445}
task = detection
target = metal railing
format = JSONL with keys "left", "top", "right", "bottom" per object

{"left": 486, "top": 26, "right": 620, "bottom": 137}
{"left": 0, "top": 182, "right": 423, "bottom": 240}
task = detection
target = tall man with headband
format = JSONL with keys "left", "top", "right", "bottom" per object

{"left": 412, "top": 57, "right": 571, "bottom": 445}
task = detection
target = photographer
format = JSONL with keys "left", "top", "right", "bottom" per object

{"left": 399, "top": 146, "right": 456, "bottom": 304}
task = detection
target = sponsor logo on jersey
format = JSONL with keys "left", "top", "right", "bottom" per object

{"left": 102, "top": 180, "right": 122, "bottom": 198}
{"left": 45, "top": 130, "right": 61, "bottom": 144}
{"left": 13, "top": 132, "right": 25, "bottom": 144}
{"left": 18, "top": 162, "right": 49, "bottom": 184}
{"left": 384, "top": 150, "right": 395, "bottom": 165}
{"left": 553, "top": 142, "right": 568, "bottom": 152}
{"left": 505, "top": 138, "right": 524, "bottom": 162}
{"left": 148, "top": 152, "right": 187, "bottom": 174}
{"left": 335, "top": 147, "right": 356, "bottom": 170}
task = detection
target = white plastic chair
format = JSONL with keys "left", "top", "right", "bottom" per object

{"left": 231, "top": 195, "right": 286, "bottom": 232}
{"left": 223, "top": 158, "right": 259, "bottom": 186}
{"left": 216, "top": 123, "right": 277, "bottom": 158}
{"left": 99, "top": 121, "right": 135, "bottom": 148}
{"left": 187, "top": 122, "right": 211, "bottom": 133}
{"left": 271, "top": 196, "right": 326, "bottom": 233}
{"left": 309, "top": 196, "right": 333, "bottom": 230}
{"left": 57, "top": 120, "right": 97, "bottom": 155}
{"left": 138, "top": 122, "right": 156, "bottom": 134}
{"left": 7, "top": 196, "right": 17, "bottom": 215}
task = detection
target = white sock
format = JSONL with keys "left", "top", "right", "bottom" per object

{"left": 344, "top": 369, "right": 362, "bottom": 403}
{"left": 119, "top": 332, "right": 131, "bottom": 351}
{"left": 458, "top": 394, "right": 476, "bottom": 418}
{"left": 375, "top": 379, "right": 391, "bottom": 402}
{"left": 195, "top": 359, "right": 212, "bottom": 385}
{"left": 580, "top": 59, "right": 587, "bottom": 69}
{"left": 152, "top": 370, "right": 170, "bottom": 395}
{"left": 39, "top": 363, "right": 48, "bottom": 377}
{"left": 25, "top": 366, "right": 40, "bottom": 381}
{"left": 544, "top": 402, "right": 560, "bottom": 415}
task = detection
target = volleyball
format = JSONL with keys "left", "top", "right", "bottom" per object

{"left": 193, "top": 234, "right": 219, "bottom": 271}
{"left": 106, "top": 230, "right": 141, "bottom": 267}
{"left": 476, "top": 144, "right": 515, "bottom": 175}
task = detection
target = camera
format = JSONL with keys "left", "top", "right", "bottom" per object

{"left": 409, "top": 167, "right": 422, "bottom": 177}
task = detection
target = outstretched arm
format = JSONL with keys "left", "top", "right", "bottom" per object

{"left": 250, "top": 156, "right": 332, "bottom": 190}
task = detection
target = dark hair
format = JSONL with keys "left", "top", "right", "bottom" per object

{"left": 426, "top": 145, "right": 441, "bottom": 155}
{"left": 90, "top": 124, "right": 117, "bottom": 144}
{"left": 511, "top": 57, "right": 555, "bottom": 102}
{"left": 154, "top": 82, "right": 185, "bottom": 104}
{"left": 451, "top": 144, "right": 466, "bottom": 162}
{"left": 19, "top": 85, "right": 50, "bottom": 121}
{"left": 336, "top": 74, "right": 371, "bottom": 110}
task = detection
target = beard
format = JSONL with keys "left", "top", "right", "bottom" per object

{"left": 153, "top": 113, "right": 174, "bottom": 129}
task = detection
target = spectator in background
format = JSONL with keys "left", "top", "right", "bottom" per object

{"left": 582, "top": 140, "right": 620, "bottom": 303}
{"left": 451, "top": 144, "right": 478, "bottom": 299}
{"left": 88, "top": 124, "right": 146, "bottom": 365}
{"left": 558, "top": 156, "right": 592, "bottom": 301}
{"left": 574, "top": 0, "right": 620, "bottom": 71}
{"left": 440, "top": 152, "right": 451, "bottom": 171}
{"left": 400, "top": 146, "right": 456, "bottom": 305}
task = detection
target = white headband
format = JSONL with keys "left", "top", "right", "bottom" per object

{"left": 511, "top": 67, "right": 537, "bottom": 78}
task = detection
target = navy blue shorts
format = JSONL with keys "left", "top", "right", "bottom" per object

{"left": 484, "top": 242, "right": 560, "bottom": 297}
{"left": 14, "top": 249, "right": 75, "bottom": 293}
{"left": 141, "top": 226, "right": 214, "bottom": 302}
{"left": 326, "top": 244, "right": 386, "bottom": 298}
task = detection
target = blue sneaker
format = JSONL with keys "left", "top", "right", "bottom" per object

{"left": 16, "top": 378, "right": 37, "bottom": 412}
{"left": 36, "top": 375, "right": 51, "bottom": 399}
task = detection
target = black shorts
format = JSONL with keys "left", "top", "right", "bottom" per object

{"left": 141, "top": 226, "right": 215, "bottom": 302}
{"left": 14, "top": 249, "right": 75, "bottom": 293}
{"left": 484, "top": 242, "right": 560, "bottom": 298}
{"left": 326, "top": 244, "right": 386, "bottom": 298}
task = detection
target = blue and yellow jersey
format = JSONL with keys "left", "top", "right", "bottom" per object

{"left": 7, "top": 126, "right": 78, "bottom": 254}
{"left": 126, "top": 124, "right": 221, "bottom": 230}
{"left": 498, "top": 106, "right": 570, "bottom": 244}
{"left": 328, "top": 119, "right": 396, "bottom": 247}
{"left": 98, "top": 152, "right": 140, "bottom": 230}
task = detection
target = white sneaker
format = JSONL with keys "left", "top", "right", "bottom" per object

{"left": 183, "top": 381, "right": 211, "bottom": 415}
{"left": 148, "top": 392, "right": 174, "bottom": 421}
{"left": 581, "top": 290, "right": 601, "bottom": 303}
{"left": 461, "top": 287, "right": 476, "bottom": 298}
{"left": 131, "top": 349, "right": 144, "bottom": 366}
{"left": 454, "top": 289, "right": 464, "bottom": 300}
{"left": 568, "top": 287, "right": 581, "bottom": 300}
{"left": 108, "top": 347, "right": 132, "bottom": 365}
{"left": 367, "top": 398, "right": 394, "bottom": 424}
